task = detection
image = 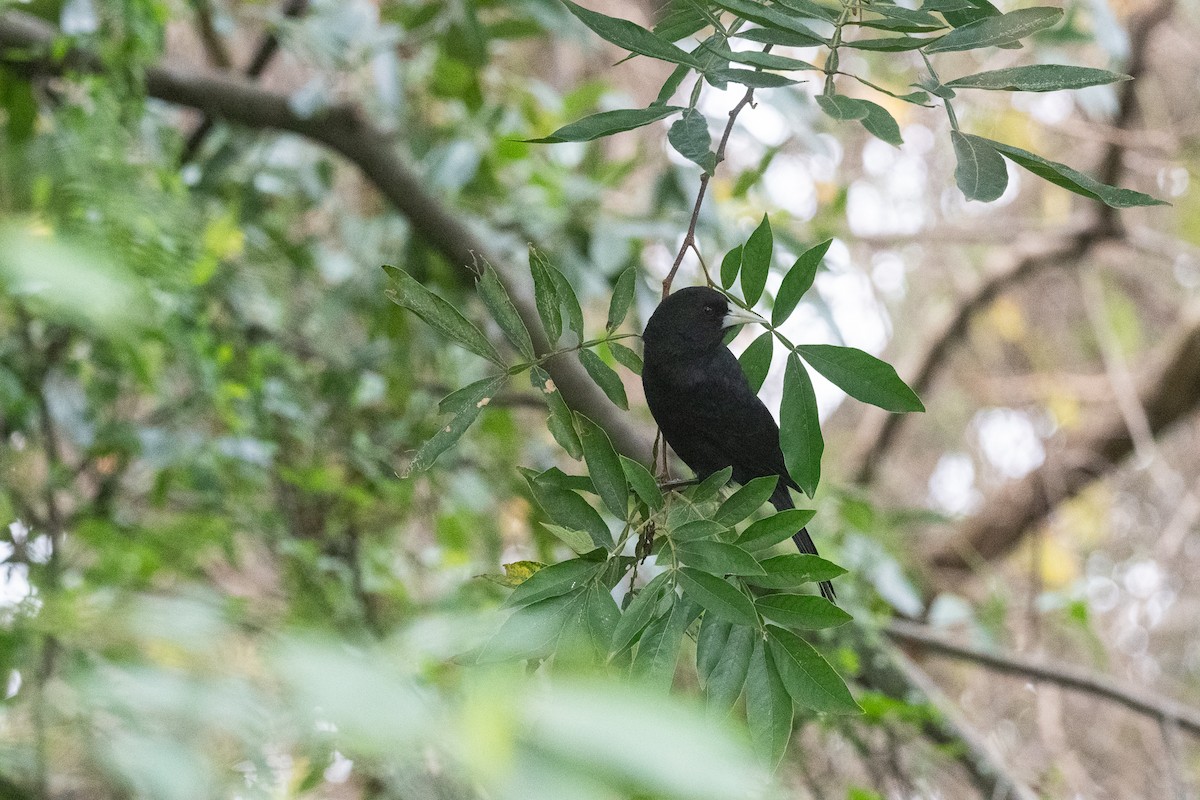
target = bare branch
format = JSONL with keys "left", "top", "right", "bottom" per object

{"left": 848, "top": 218, "right": 1114, "bottom": 483}
{"left": 182, "top": 0, "right": 311, "bottom": 163}
{"left": 189, "top": 0, "right": 233, "bottom": 70}
{"left": 885, "top": 619, "right": 1200, "bottom": 738}
{"left": 851, "top": 628, "right": 1039, "bottom": 800}
{"left": 929, "top": 306, "right": 1200, "bottom": 570}
{"left": 847, "top": 0, "right": 1175, "bottom": 484}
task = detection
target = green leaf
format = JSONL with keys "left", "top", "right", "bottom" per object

{"left": 741, "top": 215, "right": 773, "bottom": 306}
{"left": 524, "top": 469, "right": 613, "bottom": 549}
{"left": 746, "top": 554, "right": 846, "bottom": 589}
{"left": 985, "top": 139, "right": 1167, "bottom": 209}
{"left": 815, "top": 94, "right": 869, "bottom": 121}
{"left": 738, "top": 331, "right": 774, "bottom": 393}
{"left": 767, "top": 626, "right": 861, "bottom": 713}
{"left": 578, "top": 348, "right": 629, "bottom": 409}
{"left": 843, "top": 35, "right": 933, "bottom": 51}
{"left": 436, "top": 374, "right": 505, "bottom": 414}
{"left": 607, "top": 268, "right": 637, "bottom": 330}
{"left": 924, "top": 6, "right": 1063, "bottom": 53}
{"left": 705, "top": 623, "right": 755, "bottom": 713}
{"left": 654, "top": 0, "right": 711, "bottom": 41}
{"left": 529, "top": 249, "right": 562, "bottom": 344}
{"left": 559, "top": 0, "right": 706, "bottom": 68}
{"left": 720, "top": 244, "right": 743, "bottom": 289}
{"left": 530, "top": 366, "right": 583, "bottom": 459}
{"left": 796, "top": 344, "right": 925, "bottom": 412}
{"left": 654, "top": 63, "right": 692, "bottom": 105}
{"left": 931, "top": 0, "right": 1000, "bottom": 27}
{"left": 773, "top": 239, "right": 831, "bottom": 326}
{"left": 506, "top": 558, "right": 601, "bottom": 608}
{"left": 677, "top": 568, "right": 758, "bottom": 626}
{"left": 476, "top": 593, "right": 581, "bottom": 663}
{"left": 817, "top": 96, "right": 902, "bottom": 145}
{"left": 774, "top": 0, "right": 839, "bottom": 21}
{"left": 780, "top": 353, "right": 823, "bottom": 498}
{"left": 946, "top": 65, "right": 1131, "bottom": 92}
{"left": 708, "top": 69, "right": 801, "bottom": 90}
{"left": 621, "top": 456, "right": 664, "bottom": 510}
{"left": 866, "top": 3, "right": 942, "bottom": 27}
{"left": 677, "top": 541, "right": 766, "bottom": 575}
{"left": 859, "top": 100, "right": 904, "bottom": 146}
{"left": 713, "top": 0, "right": 828, "bottom": 43}
{"left": 608, "top": 341, "right": 644, "bottom": 374}
{"left": 533, "top": 467, "right": 595, "bottom": 494}
{"left": 384, "top": 265, "right": 504, "bottom": 366}
{"left": 585, "top": 583, "right": 621, "bottom": 655}
{"left": 735, "top": 508, "right": 816, "bottom": 551}
{"left": 715, "top": 475, "right": 778, "bottom": 526}
{"left": 526, "top": 105, "right": 685, "bottom": 143}
{"left": 755, "top": 593, "right": 853, "bottom": 629}
{"left": 405, "top": 375, "right": 506, "bottom": 474}
{"left": 703, "top": 44, "right": 818, "bottom": 72}
{"left": 542, "top": 523, "right": 597, "bottom": 554}
{"left": 668, "top": 108, "right": 717, "bottom": 174}
{"left": 745, "top": 638, "right": 793, "bottom": 766}
{"left": 693, "top": 465, "right": 734, "bottom": 501}
{"left": 695, "top": 613, "right": 732, "bottom": 682}
{"left": 951, "top": 131, "right": 1008, "bottom": 203}
{"left": 612, "top": 572, "right": 670, "bottom": 651}
{"left": 551, "top": 268, "right": 585, "bottom": 342}
{"left": 576, "top": 414, "right": 629, "bottom": 519}
{"left": 477, "top": 263, "right": 536, "bottom": 360}
{"left": 736, "top": 26, "right": 827, "bottom": 48}
{"left": 631, "top": 595, "right": 693, "bottom": 689}
{"left": 855, "top": 17, "right": 944, "bottom": 34}
{"left": 671, "top": 519, "right": 727, "bottom": 543}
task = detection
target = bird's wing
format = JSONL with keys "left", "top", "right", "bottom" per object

{"left": 687, "top": 349, "right": 800, "bottom": 491}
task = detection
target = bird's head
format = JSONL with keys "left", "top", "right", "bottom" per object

{"left": 643, "top": 286, "right": 767, "bottom": 357}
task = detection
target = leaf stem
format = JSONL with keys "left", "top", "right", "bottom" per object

{"left": 823, "top": 1, "right": 855, "bottom": 95}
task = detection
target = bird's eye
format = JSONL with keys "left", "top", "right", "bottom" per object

{"left": 703, "top": 304, "right": 714, "bottom": 314}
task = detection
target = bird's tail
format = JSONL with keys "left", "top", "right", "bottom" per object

{"left": 771, "top": 484, "right": 836, "bottom": 603}
{"left": 791, "top": 527, "right": 836, "bottom": 603}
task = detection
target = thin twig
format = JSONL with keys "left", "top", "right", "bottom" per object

{"left": 181, "top": 0, "right": 310, "bottom": 163}
{"left": 661, "top": 85, "right": 757, "bottom": 298}
{"left": 190, "top": 0, "right": 233, "bottom": 70}
{"left": 885, "top": 619, "right": 1200, "bottom": 738}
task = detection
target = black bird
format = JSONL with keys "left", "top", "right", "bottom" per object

{"left": 642, "top": 286, "right": 835, "bottom": 602}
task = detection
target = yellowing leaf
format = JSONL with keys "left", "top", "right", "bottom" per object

{"left": 480, "top": 560, "right": 546, "bottom": 588}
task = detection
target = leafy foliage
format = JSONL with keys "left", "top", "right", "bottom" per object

{"left": 529, "top": 0, "right": 1162, "bottom": 209}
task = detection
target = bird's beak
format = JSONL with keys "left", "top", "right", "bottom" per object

{"left": 722, "top": 306, "right": 768, "bottom": 329}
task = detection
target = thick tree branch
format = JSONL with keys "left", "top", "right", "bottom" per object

{"left": 885, "top": 619, "right": 1200, "bottom": 738}
{"left": 849, "top": 218, "right": 1113, "bottom": 483}
{"left": 0, "top": 10, "right": 654, "bottom": 462}
{"left": 928, "top": 306, "right": 1200, "bottom": 570}
{"left": 847, "top": 0, "right": 1174, "bottom": 485}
